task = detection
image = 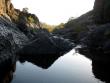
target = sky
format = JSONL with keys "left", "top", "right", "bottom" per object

{"left": 12, "top": 0, "right": 95, "bottom": 25}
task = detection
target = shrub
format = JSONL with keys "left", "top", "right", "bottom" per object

{"left": 28, "top": 16, "right": 35, "bottom": 23}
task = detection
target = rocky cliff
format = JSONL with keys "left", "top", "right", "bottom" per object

{"left": 0, "top": 0, "right": 40, "bottom": 28}
{"left": 0, "top": 0, "right": 41, "bottom": 62}
{"left": 93, "top": 0, "right": 110, "bottom": 24}
{"left": 0, "top": 0, "right": 74, "bottom": 64}
{"left": 53, "top": 0, "right": 110, "bottom": 55}
{"left": 0, "top": 0, "right": 16, "bottom": 20}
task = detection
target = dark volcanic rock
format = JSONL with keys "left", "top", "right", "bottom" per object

{"left": 0, "top": 16, "right": 28, "bottom": 63}
{"left": 17, "top": 11, "right": 41, "bottom": 38}
{"left": 53, "top": 11, "right": 94, "bottom": 43}
{"left": 0, "top": 0, "right": 75, "bottom": 64}
{"left": 0, "top": 16, "right": 28, "bottom": 48}
{"left": 80, "top": 24, "right": 110, "bottom": 54}
{"left": 94, "top": 0, "right": 110, "bottom": 23}
{"left": 17, "top": 29, "right": 75, "bottom": 56}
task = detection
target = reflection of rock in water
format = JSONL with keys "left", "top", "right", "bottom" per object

{"left": 19, "top": 54, "right": 61, "bottom": 69}
{"left": 92, "top": 60, "right": 110, "bottom": 83}
{"left": 17, "top": 30, "right": 74, "bottom": 69}
{"left": 77, "top": 48, "right": 110, "bottom": 83}
{"left": 0, "top": 58, "right": 16, "bottom": 83}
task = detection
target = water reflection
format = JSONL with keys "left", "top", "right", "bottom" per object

{"left": 78, "top": 48, "right": 110, "bottom": 83}
{"left": 12, "top": 49, "right": 103, "bottom": 83}
{"left": 0, "top": 59, "right": 16, "bottom": 83}
{"left": 19, "top": 54, "right": 62, "bottom": 69}
{"left": 1, "top": 49, "right": 109, "bottom": 83}
{"left": 92, "top": 59, "right": 110, "bottom": 83}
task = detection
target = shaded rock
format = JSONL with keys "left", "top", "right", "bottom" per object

{"left": 17, "top": 29, "right": 75, "bottom": 56}
{"left": 17, "top": 11, "right": 41, "bottom": 38}
{"left": 0, "top": 16, "right": 28, "bottom": 63}
{"left": 0, "top": 16, "right": 28, "bottom": 48}
{"left": 93, "top": 0, "right": 110, "bottom": 23}
{"left": 103, "top": 40, "right": 110, "bottom": 54}
{"left": 80, "top": 24, "right": 110, "bottom": 54}
{"left": 53, "top": 11, "right": 94, "bottom": 43}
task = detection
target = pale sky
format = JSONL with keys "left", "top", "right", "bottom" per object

{"left": 12, "top": 0, "right": 95, "bottom": 25}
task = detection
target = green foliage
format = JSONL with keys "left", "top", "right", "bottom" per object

{"left": 41, "top": 23, "right": 55, "bottom": 32}
{"left": 52, "top": 23, "right": 65, "bottom": 32}
{"left": 41, "top": 23, "right": 65, "bottom": 32}
{"left": 54, "top": 23, "right": 64, "bottom": 29}
{"left": 28, "top": 16, "right": 35, "bottom": 23}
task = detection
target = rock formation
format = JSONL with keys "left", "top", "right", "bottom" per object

{"left": 0, "top": 0, "right": 41, "bottom": 63}
{"left": 0, "top": 0, "right": 15, "bottom": 20}
{"left": 93, "top": 0, "right": 110, "bottom": 23}
{"left": 0, "top": 0, "right": 74, "bottom": 64}
{"left": 0, "top": 0, "right": 7, "bottom": 15}
{"left": 53, "top": 0, "right": 110, "bottom": 55}
{"left": 17, "top": 29, "right": 75, "bottom": 56}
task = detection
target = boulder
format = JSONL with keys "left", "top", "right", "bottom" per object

{"left": 17, "top": 29, "right": 75, "bottom": 56}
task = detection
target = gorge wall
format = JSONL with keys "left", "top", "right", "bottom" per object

{"left": 0, "top": 0, "right": 74, "bottom": 64}
{"left": 0, "top": 0, "right": 41, "bottom": 63}
{"left": 0, "top": 0, "right": 40, "bottom": 28}
{"left": 0, "top": 0, "right": 16, "bottom": 20}
{"left": 93, "top": 0, "right": 110, "bottom": 24}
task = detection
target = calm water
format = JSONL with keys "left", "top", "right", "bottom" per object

{"left": 10, "top": 49, "right": 104, "bottom": 83}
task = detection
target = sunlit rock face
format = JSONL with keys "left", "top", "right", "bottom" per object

{"left": 0, "top": 0, "right": 40, "bottom": 28}
{"left": 0, "top": 0, "right": 14, "bottom": 18}
{"left": 94, "top": 0, "right": 110, "bottom": 23}
{"left": 0, "top": 0, "right": 6, "bottom": 15}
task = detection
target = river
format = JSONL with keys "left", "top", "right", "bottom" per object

{"left": 9, "top": 49, "right": 105, "bottom": 83}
